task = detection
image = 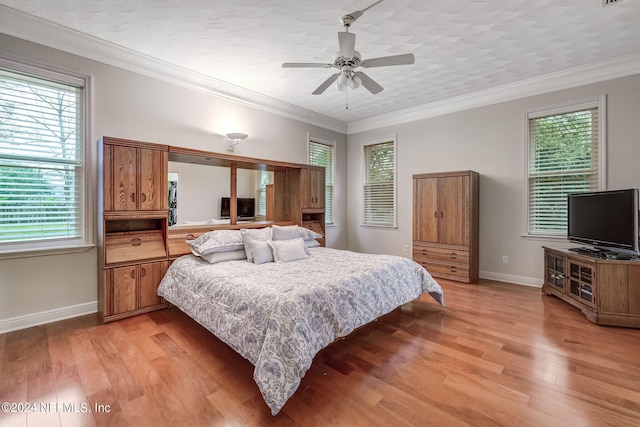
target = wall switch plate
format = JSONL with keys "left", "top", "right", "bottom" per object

{"left": 502, "top": 256, "right": 509, "bottom": 264}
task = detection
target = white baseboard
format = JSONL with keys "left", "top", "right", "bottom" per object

{"left": 479, "top": 271, "right": 543, "bottom": 288}
{"left": 0, "top": 301, "right": 97, "bottom": 334}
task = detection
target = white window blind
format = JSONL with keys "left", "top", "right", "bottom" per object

{"left": 309, "top": 140, "right": 334, "bottom": 224}
{"left": 363, "top": 139, "right": 395, "bottom": 227}
{"left": 527, "top": 104, "right": 600, "bottom": 235}
{"left": 0, "top": 67, "right": 84, "bottom": 246}
{"left": 256, "top": 170, "right": 270, "bottom": 218}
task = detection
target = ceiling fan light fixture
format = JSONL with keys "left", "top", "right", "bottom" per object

{"left": 350, "top": 75, "right": 361, "bottom": 89}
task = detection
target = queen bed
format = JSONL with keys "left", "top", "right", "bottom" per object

{"left": 157, "top": 227, "right": 444, "bottom": 415}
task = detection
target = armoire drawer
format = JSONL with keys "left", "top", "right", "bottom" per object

{"left": 414, "top": 259, "right": 471, "bottom": 281}
{"left": 413, "top": 245, "right": 469, "bottom": 263}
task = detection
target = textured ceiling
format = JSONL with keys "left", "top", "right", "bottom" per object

{"left": 1, "top": 0, "right": 639, "bottom": 126}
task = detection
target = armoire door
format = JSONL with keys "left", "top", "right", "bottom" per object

{"left": 438, "top": 175, "right": 469, "bottom": 245}
{"left": 413, "top": 176, "right": 439, "bottom": 242}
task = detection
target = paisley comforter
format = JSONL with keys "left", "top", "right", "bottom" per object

{"left": 157, "top": 247, "right": 444, "bottom": 415}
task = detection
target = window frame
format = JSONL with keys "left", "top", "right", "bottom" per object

{"left": 307, "top": 134, "right": 336, "bottom": 225}
{"left": 523, "top": 95, "right": 607, "bottom": 240}
{"left": 361, "top": 135, "right": 397, "bottom": 229}
{"left": 0, "top": 58, "right": 93, "bottom": 259}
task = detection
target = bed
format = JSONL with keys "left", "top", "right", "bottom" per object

{"left": 157, "top": 244, "right": 444, "bottom": 415}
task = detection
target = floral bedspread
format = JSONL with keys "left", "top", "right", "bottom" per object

{"left": 157, "top": 247, "right": 444, "bottom": 415}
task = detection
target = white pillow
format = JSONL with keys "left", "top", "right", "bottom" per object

{"left": 299, "top": 226, "right": 323, "bottom": 240}
{"left": 200, "top": 249, "right": 247, "bottom": 264}
{"left": 240, "top": 227, "right": 273, "bottom": 262}
{"left": 187, "top": 229, "right": 244, "bottom": 255}
{"left": 304, "top": 239, "right": 321, "bottom": 248}
{"left": 251, "top": 240, "right": 274, "bottom": 265}
{"left": 267, "top": 238, "right": 309, "bottom": 262}
{"left": 272, "top": 224, "right": 300, "bottom": 240}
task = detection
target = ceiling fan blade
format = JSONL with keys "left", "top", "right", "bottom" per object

{"left": 354, "top": 71, "right": 383, "bottom": 94}
{"left": 282, "top": 62, "right": 333, "bottom": 68}
{"left": 361, "top": 53, "right": 415, "bottom": 68}
{"left": 338, "top": 32, "right": 356, "bottom": 58}
{"left": 312, "top": 73, "right": 340, "bottom": 95}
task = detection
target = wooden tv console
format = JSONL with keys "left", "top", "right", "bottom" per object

{"left": 543, "top": 246, "right": 640, "bottom": 328}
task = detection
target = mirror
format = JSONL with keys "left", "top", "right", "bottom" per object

{"left": 167, "top": 161, "right": 272, "bottom": 227}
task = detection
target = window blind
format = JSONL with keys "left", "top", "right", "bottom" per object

{"left": 0, "top": 68, "right": 83, "bottom": 244}
{"left": 309, "top": 140, "right": 334, "bottom": 224}
{"left": 528, "top": 107, "right": 599, "bottom": 235}
{"left": 363, "top": 140, "right": 395, "bottom": 227}
{"left": 256, "top": 170, "right": 269, "bottom": 218}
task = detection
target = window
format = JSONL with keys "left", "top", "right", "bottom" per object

{"left": 308, "top": 138, "right": 335, "bottom": 224}
{"left": 362, "top": 137, "right": 396, "bottom": 227}
{"left": 0, "top": 62, "right": 88, "bottom": 253}
{"left": 525, "top": 97, "right": 605, "bottom": 237}
{"left": 256, "top": 170, "right": 270, "bottom": 218}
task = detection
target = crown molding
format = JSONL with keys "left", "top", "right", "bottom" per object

{"left": 347, "top": 53, "right": 640, "bottom": 134}
{"left": 0, "top": 5, "right": 348, "bottom": 134}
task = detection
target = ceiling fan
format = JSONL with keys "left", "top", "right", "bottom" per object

{"left": 282, "top": 0, "right": 415, "bottom": 98}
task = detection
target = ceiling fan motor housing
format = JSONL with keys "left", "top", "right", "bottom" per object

{"left": 333, "top": 50, "right": 361, "bottom": 68}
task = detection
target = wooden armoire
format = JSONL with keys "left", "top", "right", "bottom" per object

{"left": 412, "top": 170, "right": 479, "bottom": 283}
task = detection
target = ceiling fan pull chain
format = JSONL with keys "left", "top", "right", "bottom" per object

{"left": 345, "top": 87, "right": 349, "bottom": 109}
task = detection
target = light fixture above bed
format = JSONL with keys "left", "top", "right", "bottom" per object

{"left": 225, "top": 132, "right": 248, "bottom": 152}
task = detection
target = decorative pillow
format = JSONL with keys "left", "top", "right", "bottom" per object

{"left": 299, "top": 226, "right": 323, "bottom": 240}
{"left": 187, "top": 229, "right": 244, "bottom": 256}
{"left": 272, "top": 224, "right": 300, "bottom": 240}
{"left": 304, "top": 239, "right": 321, "bottom": 248}
{"left": 267, "top": 238, "right": 309, "bottom": 262}
{"left": 240, "top": 227, "right": 273, "bottom": 262}
{"left": 200, "top": 249, "right": 247, "bottom": 264}
{"left": 251, "top": 240, "right": 274, "bottom": 265}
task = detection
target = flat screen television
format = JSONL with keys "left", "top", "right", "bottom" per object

{"left": 567, "top": 188, "right": 639, "bottom": 256}
{"left": 220, "top": 197, "right": 255, "bottom": 220}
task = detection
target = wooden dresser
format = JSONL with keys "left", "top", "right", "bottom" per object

{"left": 412, "top": 170, "right": 479, "bottom": 283}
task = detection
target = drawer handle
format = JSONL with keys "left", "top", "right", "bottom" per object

{"left": 141, "top": 193, "right": 147, "bottom": 203}
{"left": 130, "top": 270, "right": 135, "bottom": 279}
{"left": 141, "top": 267, "right": 147, "bottom": 278}
{"left": 186, "top": 234, "right": 195, "bottom": 239}
{"left": 450, "top": 266, "right": 457, "bottom": 272}
{"left": 130, "top": 193, "right": 136, "bottom": 203}
{"left": 450, "top": 253, "right": 457, "bottom": 260}
{"left": 421, "top": 249, "right": 428, "bottom": 255}
{"left": 131, "top": 238, "right": 142, "bottom": 247}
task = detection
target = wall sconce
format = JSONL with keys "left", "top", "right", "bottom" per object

{"left": 225, "top": 132, "right": 248, "bottom": 152}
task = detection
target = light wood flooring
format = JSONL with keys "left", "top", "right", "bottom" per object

{"left": 2, "top": 279, "right": 640, "bottom": 426}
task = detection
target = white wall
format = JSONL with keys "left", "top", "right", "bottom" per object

{"left": 347, "top": 74, "right": 640, "bottom": 285}
{"left": 0, "top": 33, "right": 348, "bottom": 331}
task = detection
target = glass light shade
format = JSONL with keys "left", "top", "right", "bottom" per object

{"left": 226, "top": 132, "right": 248, "bottom": 141}
{"left": 338, "top": 71, "right": 349, "bottom": 86}
{"left": 336, "top": 81, "right": 346, "bottom": 92}
{"left": 350, "top": 75, "right": 361, "bottom": 89}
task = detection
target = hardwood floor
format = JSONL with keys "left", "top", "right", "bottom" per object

{"left": 2, "top": 279, "right": 640, "bottom": 426}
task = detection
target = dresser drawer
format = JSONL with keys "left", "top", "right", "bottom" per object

{"left": 413, "top": 246, "right": 469, "bottom": 263}
{"left": 414, "top": 258, "right": 471, "bottom": 282}
{"left": 105, "top": 230, "right": 167, "bottom": 265}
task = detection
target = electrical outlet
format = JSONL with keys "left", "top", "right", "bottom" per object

{"left": 502, "top": 256, "right": 509, "bottom": 264}
{"left": 404, "top": 245, "right": 409, "bottom": 252}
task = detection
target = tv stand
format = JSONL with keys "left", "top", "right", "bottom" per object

{"left": 543, "top": 247, "right": 640, "bottom": 328}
